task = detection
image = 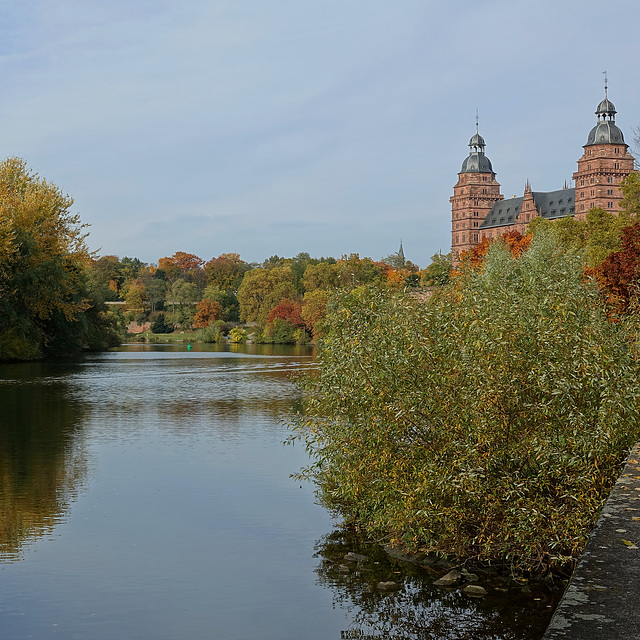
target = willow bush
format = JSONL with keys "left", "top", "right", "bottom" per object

{"left": 290, "top": 234, "right": 640, "bottom": 572}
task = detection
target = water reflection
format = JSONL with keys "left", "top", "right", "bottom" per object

{"left": 314, "top": 529, "right": 558, "bottom": 639}
{"left": 0, "top": 362, "right": 88, "bottom": 561}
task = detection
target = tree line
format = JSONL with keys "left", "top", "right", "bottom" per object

{"left": 0, "top": 155, "right": 454, "bottom": 360}
{"left": 87, "top": 241, "right": 449, "bottom": 345}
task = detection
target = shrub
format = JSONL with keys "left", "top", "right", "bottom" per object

{"left": 229, "top": 327, "right": 248, "bottom": 343}
{"left": 291, "top": 233, "right": 640, "bottom": 572}
{"left": 151, "top": 313, "right": 173, "bottom": 334}
{"left": 199, "top": 320, "right": 226, "bottom": 343}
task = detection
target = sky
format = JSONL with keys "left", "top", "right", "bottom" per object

{"left": 0, "top": 0, "right": 639, "bottom": 268}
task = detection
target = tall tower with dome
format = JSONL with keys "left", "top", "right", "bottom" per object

{"left": 449, "top": 125, "right": 503, "bottom": 258}
{"left": 573, "top": 90, "right": 635, "bottom": 218}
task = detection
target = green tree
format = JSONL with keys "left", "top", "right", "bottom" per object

{"left": 167, "top": 279, "right": 200, "bottom": 328}
{"left": 420, "top": 252, "right": 452, "bottom": 286}
{"left": 620, "top": 172, "right": 640, "bottom": 216}
{"left": 203, "top": 286, "right": 240, "bottom": 322}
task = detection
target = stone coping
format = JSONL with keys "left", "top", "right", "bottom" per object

{"left": 543, "top": 442, "right": 640, "bottom": 639}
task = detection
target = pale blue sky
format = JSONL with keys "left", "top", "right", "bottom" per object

{"left": 0, "top": 0, "right": 638, "bottom": 267}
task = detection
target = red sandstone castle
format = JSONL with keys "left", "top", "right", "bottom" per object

{"left": 451, "top": 91, "right": 636, "bottom": 260}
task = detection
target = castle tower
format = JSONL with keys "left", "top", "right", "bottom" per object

{"left": 450, "top": 125, "right": 503, "bottom": 261}
{"left": 573, "top": 90, "right": 635, "bottom": 218}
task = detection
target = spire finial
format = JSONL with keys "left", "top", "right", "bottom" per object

{"left": 603, "top": 70, "right": 608, "bottom": 98}
{"left": 475, "top": 109, "right": 479, "bottom": 133}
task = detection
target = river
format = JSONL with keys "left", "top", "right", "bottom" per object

{"left": 0, "top": 344, "right": 557, "bottom": 639}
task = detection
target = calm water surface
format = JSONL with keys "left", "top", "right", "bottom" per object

{"left": 0, "top": 344, "right": 557, "bottom": 639}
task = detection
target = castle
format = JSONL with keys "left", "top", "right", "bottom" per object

{"left": 451, "top": 89, "right": 636, "bottom": 260}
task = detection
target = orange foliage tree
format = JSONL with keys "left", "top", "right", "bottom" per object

{"left": 193, "top": 299, "right": 222, "bottom": 329}
{"left": 590, "top": 223, "right": 640, "bottom": 312}
{"left": 267, "top": 298, "right": 306, "bottom": 329}
{"left": 459, "top": 230, "right": 532, "bottom": 269}
{"left": 158, "top": 252, "right": 205, "bottom": 283}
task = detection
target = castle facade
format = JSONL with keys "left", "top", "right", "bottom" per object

{"left": 451, "top": 92, "right": 636, "bottom": 260}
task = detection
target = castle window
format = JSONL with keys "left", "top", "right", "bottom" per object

{"left": 607, "top": 189, "right": 613, "bottom": 196}
{"left": 608, "top": 201, "right": 613, "bottom": 208}
{"left": 482, "top": 188, "right": 487, "bottom": 194}
{"left": 580, "top": 179, "right": 584, "bottom": 186}
{"left": 570, "top": 207, "right": 575, "bottom": 213}
{"left": 462, "top": 234, "right": 466, "bottom": 242}
{"left": 482, "top": 176, "right": 487, "bottom": 182}
{"left": 580, "top": 192, "right": 584, "bottom": 197}
{"left": 588, "top": 164, "right": 591, "bottom": 169}
{"left": 590, "top": 203, "right": 595, "bottom": 208}
{"left": 580, "top": 204, "right": 585, "bottom": 211}
{"left": 474, "top": 211, "right": 478, "bottom": 216}
{"left": 615, "top": 148, "right": 619, "bottom": 154}
{"left": 591, "top": 190, "right": 594, "bottom": 196}
{"left": 614, "top": 162, "right": 619, "bottom": 169}
{"left": 590, "top": 178, "right": 594, "bottom": 184}
{"left": 474, "top": 233, "right": 478, "bottom": 242}
{"left": 607, "top": 177, "right": 613, "bottom": 183}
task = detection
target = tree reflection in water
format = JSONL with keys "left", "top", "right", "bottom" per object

{"left": 314, "top": 530, "right": 560, "bottom": 640}
{"left": 0, "top": 362, "right": 88, "bottom": 561}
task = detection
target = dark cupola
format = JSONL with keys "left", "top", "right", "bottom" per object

{"left": 460, "top": 126, "right": 494, "bottom": 173}
{"left": 585, "top": 89, "right": 625, "bottom": 146}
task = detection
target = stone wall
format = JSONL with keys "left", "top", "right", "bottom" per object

{"left": 543, "top": 442, "right": 640, "bottom": 639}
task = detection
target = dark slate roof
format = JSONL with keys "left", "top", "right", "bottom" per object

{"left": 596, "top": 97, "right": 616, "bottom": 115}
{"left": 531, "top": 188, "right": 575, "bottom": 219}
{"left": 479, "top": 187, "right": 575, "bottom": 230}
{"left": 480, "top": 196, "right": 522, "bottom": 228}
{"left": 586, "top": 121, "right": 625, "bottom": 145}
{"left": 460, "top": 152, "right": 493, "bottom": 173}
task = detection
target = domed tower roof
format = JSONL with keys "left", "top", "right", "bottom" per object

{"left": 460, "top": 125, "right": 493, "bottom": 173}
{"left": 586, "top": 89, "right": 626, "bottom": 146}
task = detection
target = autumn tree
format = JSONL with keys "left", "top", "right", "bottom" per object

{"left": 267, "top": 298, "right": 305, "bottom": 328}
{"left": 158, "top": 251, "right": 206, "bottom": 290}
{"left": 302, "top": 262, "right": 339, "bottom": 292}
{"left": 124, "top": 279, "right": 148, "bottom": 310}
{"left": 203, "top": 286, "right": 240, "bottom": 322}
{"left": 204, "top": 253, "right": 251, "bottom": 293}
{"left": 335, "top": 254, "right": 384, "bottom": 289}
{"left": 302, "top": 289, "right": 330, "bottom": 339}
{"left": 237, "top": 266, "right": 296, "bottom": 324}
{"left": 193, "top": 298, "right": 223, "bottom": 329}
{"left": 0, "top": 158, "right": 102, "bottom": 360}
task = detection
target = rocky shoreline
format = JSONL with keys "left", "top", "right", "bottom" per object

{"left": 383, "top": 545, "right": 567, "bottom": 599}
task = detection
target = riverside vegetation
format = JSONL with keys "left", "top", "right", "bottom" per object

{"left": 291, "top": 173, "right": 640, "bottom": 575}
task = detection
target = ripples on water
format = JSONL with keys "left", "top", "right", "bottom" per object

{"left": 0, "top": 344, "right": 557, "bottom": 639}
